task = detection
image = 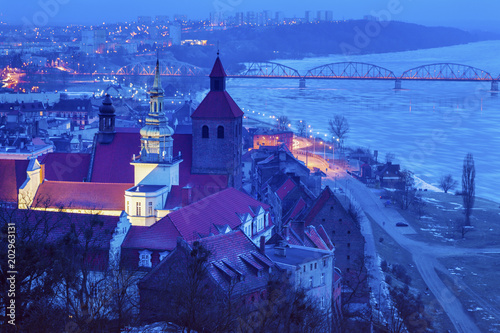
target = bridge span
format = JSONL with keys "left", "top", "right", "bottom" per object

{"left": 45, "top": 61, "right": 500, "bottom": 91}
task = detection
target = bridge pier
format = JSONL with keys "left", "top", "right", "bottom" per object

{"left": 299, "top": 78, "right": 306, "bottom": 89}
{"left": 491, "top": 80, "right": 498, "bottom": 92}
{"left": 394, "top": 79, "right": 402, "bottom": 90}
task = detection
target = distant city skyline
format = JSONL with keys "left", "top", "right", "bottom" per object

{"left": 0, "top": 0, "right": 498, "bottom": 32}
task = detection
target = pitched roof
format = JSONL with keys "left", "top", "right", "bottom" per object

{"left": 0, "top": 159, "right": 29, "bottom": 203}
{"left": 276, "top": 178, "right": 296, "bottom": 200}
{"left": 209, "top": 57, "right": 227, "bottom": 78}
{"left": 39, "top": 153, "right": 91, "bottom": 182}
{"left": 195, "top": 231, "right": 273, "bottom": 293}
{"left": 3, "top": 208, "right": 118, "bottom": 248}
{"left": 304, "top": 186, "right": 334, "bottom": 225}
{"left": 90, "top": 128, "right": 141, "bottom": 183}
{"left": 166, "top": 187, "right": 269, "bottom": 242}
{"left": 33, "top": 181, "right": 131, "bottom": 211}
{"left": 190, "top": 91, "right": 243, "bottom": 119}
{"left": 121, "top": 219, "right": 181, "bottom": 251}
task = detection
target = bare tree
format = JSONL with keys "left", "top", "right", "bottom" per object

{"left": 328, "top": 115, "right": 350, "bottom": 142}
{"left": 439, "top": 174, "right": 458, "bottom": 194}
{"left": 296, "top": 120, "right": 308, "bottom": 137}
{"left": 412, "top": 194, "right": 426, "bottom": 220}
{"left": 277, "top": 116, "right": 290, "bottom": 131}
{"left": 385, "top": 152, "right": 395, "bottom": 164}
{"left": 394, "top": 170, "right": 416, "bottom": 210}
{"left": 462, "top": 153, "right": 475, "bottom": 226}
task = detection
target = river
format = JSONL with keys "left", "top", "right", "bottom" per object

{"left": 218, "top": 40, "right": 500, "bottom": 203}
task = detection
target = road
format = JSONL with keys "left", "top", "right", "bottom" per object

{"left": 291, "top": 146, "right": 493, "bottom": 333}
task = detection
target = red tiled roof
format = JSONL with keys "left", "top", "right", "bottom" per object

{"left": 276, "top": 178, "right": 296, "bottom": 201}
{"left": 304, "top": 226, "right": 330, "bottom": 251}
{"left": 0, "top": 159, "right": 29, "bottom": 203}
{"left": 166, "top": 187, "right": 269, "bottom": 242}
{"left": 122, "top": 219, "right": 181, "bottom": 251}
{"left": 209, "top": 57, "right": 227, "bottom": 78}
{"left": 198, "top": 231, "right": 272, "bottom": 293}
{"left": 33, "top": 181, "right": 131, "bottom": 211}
{"left": 305, "top": 186, "right": 333, "bottom": 226}
{"left": 90, "top": 128, "right": 141, "bottom": 183}
{"left": 190, "top": 91, "right": 243, "bottom": 119}
{"left": 40, "top": 153, "right": 91, "bottom": 182}
{"left": 316, "top": 225, "right": 334, "bottom": 250}
{"left": 289, "top": 197, "right": 307, "bottom": 220}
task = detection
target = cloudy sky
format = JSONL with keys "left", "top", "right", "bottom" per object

{"left": 1, "top": 0, "right": 497, "bottom": 31}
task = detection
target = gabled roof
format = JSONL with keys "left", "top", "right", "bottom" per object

{"left": 121, "top": 219, "right": 181, "bottom": 251}
{"left": 39, "top": 153, "right": 91, "bottom": 182}
{"left": 304, "top": 186, "right": 334, "bottom": 225}
{"left": 166, "top": 187, "right": 270, "bottom": 242}
{"left": 0, "top": 159, "right": 29, "bottom": 203}
{"left": 90, "top": 128, "right": 141, "bottom": 183}
{"left": 190, "top": 91, "right": 243, "bottom": 119}
{"left": 276, "top": 178, "right": 296, "bottom": 200}
{"left": 33, "top": 181, "right": 131, "bottom": 211}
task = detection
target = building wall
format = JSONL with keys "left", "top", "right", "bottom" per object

{"left": 191, "top": 117, "right": 242, "bottom": 188}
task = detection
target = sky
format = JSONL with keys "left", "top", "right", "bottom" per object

{"left": 0, "top": 0, "right": 498, "bottom": 31}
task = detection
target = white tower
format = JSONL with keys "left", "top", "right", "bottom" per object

{"left": 125, "top": 59, "right": 183, "bottom": 226}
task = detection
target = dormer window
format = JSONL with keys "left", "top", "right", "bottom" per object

{"left": 159, "top": 251, "right": 169, "bottom": 261}
{"left": 139, "top": 250, "right": 152, "bottom": 268}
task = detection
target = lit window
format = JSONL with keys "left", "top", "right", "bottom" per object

{"left": 136, "top": 202, "right": 141, "bottom": 216}
{"left": 321, "top": 273, "right": 325, "bottom": 285}
{"left": 309, "top": 276, "right": 313, "bottom": 288}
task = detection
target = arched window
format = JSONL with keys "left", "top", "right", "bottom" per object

{"left": 217, "top": 126, "right": 224, "bottom": 139}
{"left": 202, "top": 125, "right": 209, "bottom": 138}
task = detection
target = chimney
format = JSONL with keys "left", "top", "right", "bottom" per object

{"left": 259, "top": 236, "right": 266, "bottom": 254}
{"left": 283, "top": 224, "right": 290, "bottom": 241}
{"left": 274, "top": 245, "right": 286, "bottom": 257}
{"left": 181, "top": 186, "right": 192, "bottom": 207}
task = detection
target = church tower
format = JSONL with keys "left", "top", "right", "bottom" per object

{"left": 126, "top": 59, "right": 182, "bottom": 226}
{"left": 97, "top": 94, "right": 116, "bottom": 144}
{"left": 191, "top": 55, "right": 243, "bottom": 188}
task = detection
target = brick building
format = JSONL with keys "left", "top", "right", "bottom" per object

{"left": 191, "top": 56, "right": 243, "bottom": 188}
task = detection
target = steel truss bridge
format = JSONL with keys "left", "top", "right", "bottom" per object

{"left": 64, "top": 61, "right": 500, "bottom": 90}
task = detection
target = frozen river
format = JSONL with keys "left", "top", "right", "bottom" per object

{"left": 216, "top": 40, "right": 500, "bottom": 203}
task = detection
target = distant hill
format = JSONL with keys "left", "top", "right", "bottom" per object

{"left": 171, "top": 20, "right": 498, "bottom": 70}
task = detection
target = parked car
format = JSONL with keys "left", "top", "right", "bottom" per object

{"left": 380, "top": 194, "right": 391, "bottom": 200}
{"left": 396, "top": 222, "right": 409, "bottom": 227}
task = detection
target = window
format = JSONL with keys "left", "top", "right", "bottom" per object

{"left": 310, "top": 264, "right": 313, "bottom": 271}
{"left": 303, "top": 265, "right": 306, "bottom": 272}
{"left": 347, "top": 255, "right": 350, "bottom": 260}
{"left": 202, "top": 125, "right": 209, "bottom": 138}
{"left": 309, "top": 276, "right": 313, "bottom": 288}
{"left": 321, "top": 297, "right": 325, "bottom": 309}
{"left": 347, "top": 243, "right": 351, "bottom": 248}
{"left": 217, "top": 125, "right": 224, "bottom": 139}
{"left": 323, "top": 259, "right": 327, "bottom": 267}
{"left": 314, "top": 262, "right": 317, "bottom": 269}
{"left": 347, "top": 230, "right": 351, "bottom": 234}
{"left": 321, "top": 273, "right": 325, "bottom": 285}
{"left": 139, "top": 250, "right": 152, "bottom": 268}
{"left": 136, "top": 202, "right": 141, "bottom": 216}
{"left": 148, "top": 202, "right": 153, "bottom": 216}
